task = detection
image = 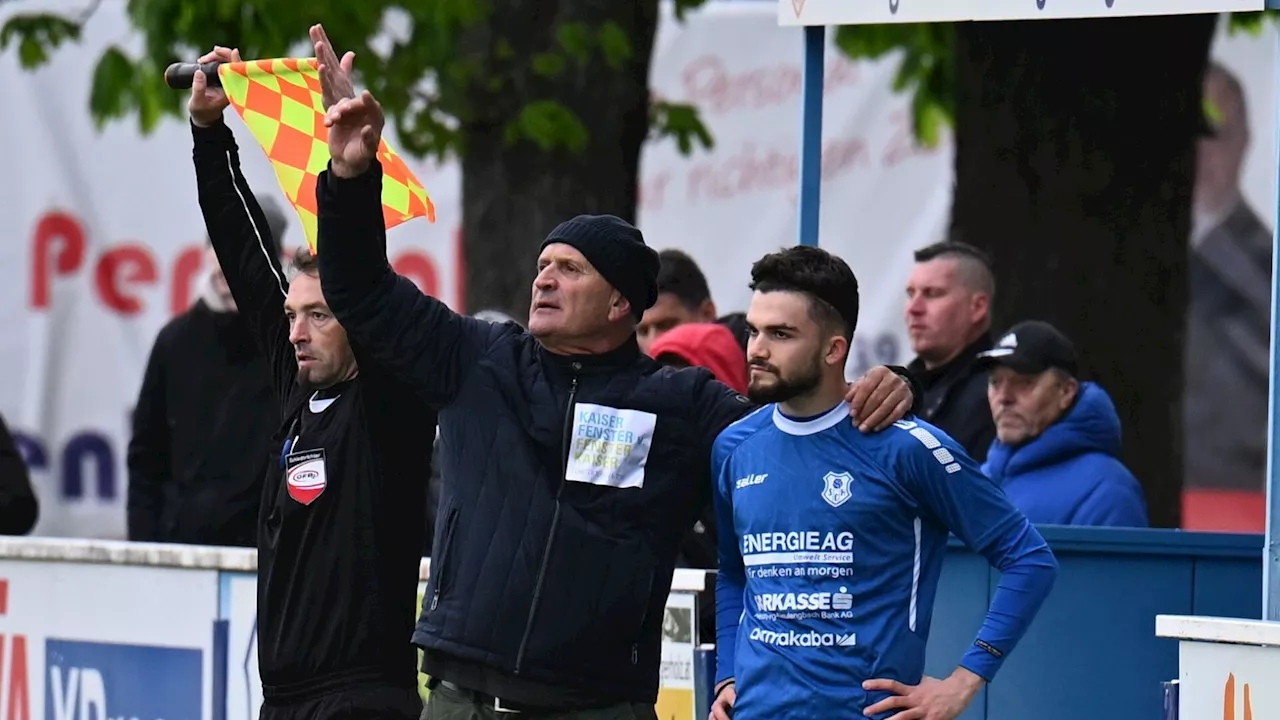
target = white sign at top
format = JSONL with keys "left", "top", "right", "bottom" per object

{"left": 778, "top": 0, "right": 1264, "bottom": 26}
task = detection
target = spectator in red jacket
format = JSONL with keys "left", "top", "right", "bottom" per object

{"left": 649, "top": 323, "right": 748, "bottom": 395}
{"left": 647, "top": 322, "right": 749, "bottom": 645}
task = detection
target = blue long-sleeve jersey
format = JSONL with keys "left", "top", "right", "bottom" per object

{"left": 713, "top": 403, "right": 1058, "bottom": 719}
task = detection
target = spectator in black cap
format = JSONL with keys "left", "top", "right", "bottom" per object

{"left": 976, "top": 320, "right": 1148, "bottom": 527}
{"left": 308, "top": 86, "right": 926, "bottom": 719}
{"left": 125, "top": 196, "right": 288, "bottom": 547}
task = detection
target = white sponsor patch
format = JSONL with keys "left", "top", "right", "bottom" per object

{"left": 565, "top": 403, "right": 657, "bottom": 489}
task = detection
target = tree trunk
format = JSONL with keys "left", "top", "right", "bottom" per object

{"left": 460, "top": 1, "right": 659, "bottom": 319}
{"left": 951, "top": 15, "right": 1217, "bottom": 528}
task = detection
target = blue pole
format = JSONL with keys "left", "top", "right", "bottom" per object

{"left": 797, "top": 25, "right": 826, "bottom": 247}
{"left": 1266, "top": 17, "right": 1280, "bottom": 622}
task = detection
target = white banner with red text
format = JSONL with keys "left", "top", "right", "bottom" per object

{"left": 0, "top": 0, "right": 1274, "bottom": 537}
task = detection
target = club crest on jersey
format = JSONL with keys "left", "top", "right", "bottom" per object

{"left": 285, "top": 449, "right": 327, "bottom": 505}
{"left": 821, "top": 471, "right": 853, "bottom": 508}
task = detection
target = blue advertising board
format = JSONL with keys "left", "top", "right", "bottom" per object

{"left": 44, "top": 639, "right": 202, "bottom": 720}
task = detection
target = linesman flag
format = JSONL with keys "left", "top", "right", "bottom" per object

{"left": 217, "top": 58, "right": 436, "bottom": 252}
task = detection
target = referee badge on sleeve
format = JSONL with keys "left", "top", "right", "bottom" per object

{"left": 285, "top": 449, "right": 327, "bottom": 505}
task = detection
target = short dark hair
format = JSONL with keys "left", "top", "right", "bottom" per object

{"left": 749, "top": 246, "right": 858, "bottom": 342}
{"left": 656, "top": 249, "right": 712, "bottom": 309}
{"left": 290, "top": 246, "right": 319, "bottom": 278}
{"left": 913, "top": 239, "right": 995, "bottom": 298}
{"left": 913, "top": 239, "right": 991, "bottom": 268}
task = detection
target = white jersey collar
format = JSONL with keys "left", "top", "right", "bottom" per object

{"left": 772, "top": 401, "right": 849, "bottom": 436}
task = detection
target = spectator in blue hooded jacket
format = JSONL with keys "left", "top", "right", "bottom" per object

{"left": 976, "top": 321, "right": 1148, "bottom": 527}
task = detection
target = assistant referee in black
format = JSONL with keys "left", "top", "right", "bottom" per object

{"left": 187, "top": 45, "right": 434, "bottom": 720}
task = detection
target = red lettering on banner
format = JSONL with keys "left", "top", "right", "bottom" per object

{"left": 29, "top": 209, "right": 210, "bottom": 318}
{"left": 392, "top": 251, "right": 440, "bottom": 298}
{"left": 95, "top": 244, "right": 158, "bottom": 315}
{"left": 5, "top": 635, "right": 28, "bottom": 720}
{"left": 30, "top": 211, "right": 86, "bottom": 310}
{"left": 882, "top": 109, "right": 942, "bottom": 168}
{"left": 0, "top": 580, "right": 31, "bottom": 720}
{"left": 170, "top": 246, "right": 204, "bottom": 316}
{"left": 638, "top": 171, "right": 672, "bottom": 212}
{"left": 686, "top": 137, "right": 869, "bottom": 203}
{"left": 682, "top": 54, "right": 859, "bottom": 116}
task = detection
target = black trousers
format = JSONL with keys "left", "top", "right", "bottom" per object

{"left": 422, "top": 680, "right": 657, "bottom": 720}
{"left": 260, "top": 683, "right": 423, "bottom": 720}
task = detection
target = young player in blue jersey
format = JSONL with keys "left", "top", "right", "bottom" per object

{"left": 710, "top": 247, "right": 1058, "bottom": 720}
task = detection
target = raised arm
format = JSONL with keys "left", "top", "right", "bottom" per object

{"left": 188, "top": 46, "right": 295, "bottom": 396}
{"left": 310, "top": 27, "right": 491, "bottom": 406}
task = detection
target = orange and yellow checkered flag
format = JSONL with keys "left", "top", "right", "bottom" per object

{"left": 217, "top": 58, "right": 436, "bottom": 252}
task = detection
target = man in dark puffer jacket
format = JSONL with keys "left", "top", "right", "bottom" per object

{"left": 310, "top": 42, "right": 921, "bottom": 720}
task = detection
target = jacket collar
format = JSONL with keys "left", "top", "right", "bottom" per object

{"left": 538, "top": 334, "right": 645, "bottom": 375}
{"left": 908, "top": 333, "right": 993, "bottom": 388}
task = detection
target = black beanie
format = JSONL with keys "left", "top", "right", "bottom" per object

{"left": 540, "top": 214, "right": 660, "bottom": 321}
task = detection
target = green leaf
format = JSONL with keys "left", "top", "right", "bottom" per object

{"left": 650, "top": 99, "right": 714, "bottom": 157}
{"left": 672, "top": 0, "right": 710, "bottom": 22}
{"left": 1227, "top": 10, "right": 1280, "bottom": 36}
{"left": 531, "top": 51, "right": 566, "bottom": 79}
{"left": 506, "top": 100, "right": 589, "bottom": 154}
{"left": 0, "top": 13, "right": 83, "bottom": 69}
{"left": 556, "top": 22, "right": 593, "bottom": 64}
{"left": 1204, "top": 93, "right": 1224, "bottom": 124}
{"left": 835, "top": 22, "right": 956, "bottom": 146}
{"left": 596, "top": 21, "right": 632, "bottom": 70}
{"left": 494, "top": 38, "right": 515, "bottom": 61}
{"left": 88, "top": 46, "right": 137, "bottom": 129}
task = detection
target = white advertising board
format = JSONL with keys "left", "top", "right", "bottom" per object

{"left": 220, "top": 573, "right": 260, "bottom": 720}
{"left": 778, "top": 0, "right": 1265, "bottom": 26}
{"left": 0, "top": 560, "right": 219, "bottom": 720}
{"left": 1179, "top": 640, "right": 1280, "bottom": 718}
{"left": 219, "top": 571, "right": 704, "bottom": 720}
{"left": 1157, "top": 615, "right": 1280, "bottom": 719}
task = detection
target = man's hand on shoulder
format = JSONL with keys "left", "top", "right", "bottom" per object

{"left": 845, "top": 365, "right": 914, "bottom": 432}
{"left": 862, "top": 667, "right": 984, "bottom": 719}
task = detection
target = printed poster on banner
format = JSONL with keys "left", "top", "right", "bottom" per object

{"left": 0, "top": 561, "right": 216, "bottom": 720}
{"left": 655, "top": 593, "right": 698, "bottom": 720}
{"left": 777, "top": 0, "right": 1265, "bottom": 25}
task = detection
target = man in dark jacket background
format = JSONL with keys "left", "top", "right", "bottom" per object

{"left": 310, "top": 26, "right": 919, "bottom": 720}
{"left": 904, "top": 240, "right": 997, "bottom": 462}
{"left": 126, "top": 212, "right": 285, "bottom": 547}
{"left": 0, "top": 413, "right": 38, "bottom": 535}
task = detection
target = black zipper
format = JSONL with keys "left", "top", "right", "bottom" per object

{"left": 429, "top": 507, "right": 460, "bottom": 611}
{"left": 514, "top": 366, "right": 580, "bottom": 673}
{"left": 630, "top": 573, "right": 655, "bottom": 665}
